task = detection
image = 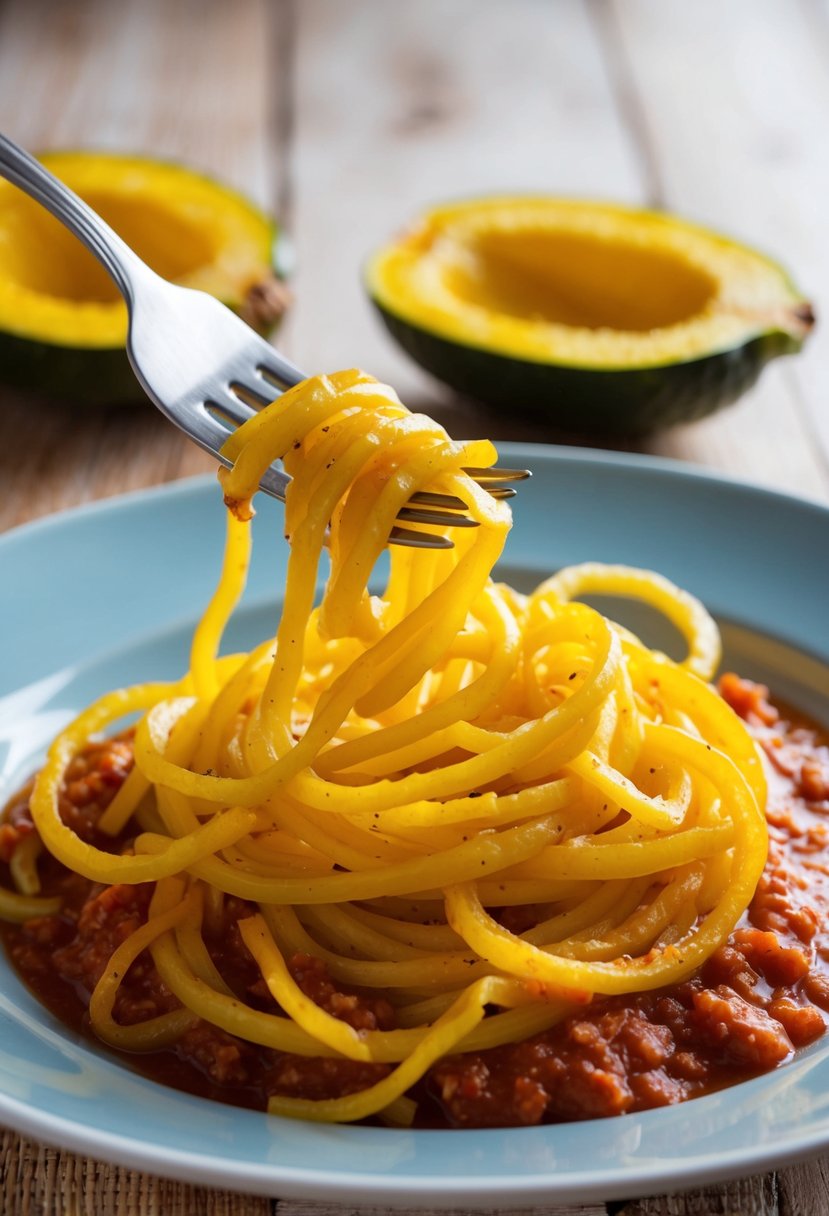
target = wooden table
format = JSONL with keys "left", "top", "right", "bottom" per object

{"left": 0, "top": 1, "right": 827, "bottom": 1212}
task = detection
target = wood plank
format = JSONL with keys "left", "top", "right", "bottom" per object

{"left": 286, "top": 0, "right": 645, "bottom": 408}
{"left": 608, "top": 0, "right": 829, "bottom": 501}
{"left": 0, "top": 0, "right": 275, "bottom": 203}
{"left": 613, "top": 1172, "right": 779, "bottom": 1215}
{"left": 0, "top": 1129, "right": 273, "bottom": 1216}
{"left": 0, "top": 0, "right": 286, "bottom": 531}
{"left": 605, "top": 11, "right": 829, "bottom": 1201}
{"left": 777, "top": 1152, "right": 829, "bottom": 1214}
{"left": 0, "top": 1, "right": 283, "bottom": 1210}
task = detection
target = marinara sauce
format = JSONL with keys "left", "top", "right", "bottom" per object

{"left": 2, "top": 675, "right": 828, "bottom": 1127}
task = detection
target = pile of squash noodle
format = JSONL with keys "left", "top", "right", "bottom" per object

{"left": 3, "top": 369, "right": 768, "bottom": 1125}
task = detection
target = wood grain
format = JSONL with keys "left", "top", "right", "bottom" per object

{"left": 613, "top": 1174, "right": 779, "bottom": 1215}
{"left": 286, "top": 0, "right": 643, "bottom": 397}
{"left": 614, "top": 0, "right": 829, "bottom": 486}
{"left": 0, "top": 1129, "right": 271, "bottom": 1216}
{"left": 0, "top": 0, "right": 827, "bottom": 1213}
{"left": 0, "top": 0, "right": 286, "bottom": 533}
{"left": 605, "top": 0, "right": 829, "bottom": 500}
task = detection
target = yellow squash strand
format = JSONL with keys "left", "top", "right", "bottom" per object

{"left": 0, "top": 367, "right": 768, "bottom": 1126}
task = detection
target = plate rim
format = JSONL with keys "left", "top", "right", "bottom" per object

{"left": 3, "top": 441, "right": 829, "bottom": 551}
{"left": 1, "top": 445, "right": 828, "bottom": 1207}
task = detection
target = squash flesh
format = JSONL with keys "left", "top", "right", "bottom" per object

{"left": 443, "top": 230, "right": 717, "bottom": 332}
{"left": 0, "top": 152, "right": 274, "bottom": 348}
{"left": 369, "top": 199, "right": 808, "bottom": 370}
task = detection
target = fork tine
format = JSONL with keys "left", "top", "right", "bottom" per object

{"left": 197, "top": 391, "right": 527, "bottom": 551}
{"left": 388, "top": 526, "right": 454, "bottom": 550}
{"left": 464, "top": 466, "right": 532, "bottom": 482}
{"left": 408, "top": 477, "right": 524, "bottom": 511}
{"left": 230, "top": 380, "right": 273, "bottom": 409}
{"left": 259, "top": 461, "right": 291, "bottom": 503}
{"left": 198, "top": 408, "right": 466, "bottom": 546}
{"left": 408, "top": 470, "right": 528, "bottom": 511}
{"left": 204, "top": 392, "right": 257, "bottom": 429}
{"left": 409, "top": 490, "right": 468, "bottom": 510}
{"left": 187, "top": 399, "right": 252, "bottom": 458}
{"left": 396, "top": 507, "right": 480, "bottom": 528}
{"left": 255, "top": 357, "right": 305, "bottom": 393}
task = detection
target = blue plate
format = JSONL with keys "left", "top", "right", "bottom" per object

{"left": 1, "top": 446, "right": 828, "bottom": 1208}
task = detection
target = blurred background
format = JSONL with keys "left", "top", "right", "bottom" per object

{"left": 0, "top": 0, "right": 827, "bottom": 520}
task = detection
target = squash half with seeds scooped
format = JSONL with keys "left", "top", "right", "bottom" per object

{"left": 366, "top": 197, "right": 814, "bottom": 436}
{"left": 0, "top": 151, "right": 288, "bottom": 404}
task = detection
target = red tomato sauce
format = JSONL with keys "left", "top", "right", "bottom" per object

{"left": 2, "top": 675, "right": 828, "bottom": 1127}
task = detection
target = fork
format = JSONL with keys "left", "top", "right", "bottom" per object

{"left": 0, "top": 133, "right": 529, "bottom": 549}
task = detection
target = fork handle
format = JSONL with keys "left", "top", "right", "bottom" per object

{"left": 0, "top": 132, "right": 151, "bottom": 306}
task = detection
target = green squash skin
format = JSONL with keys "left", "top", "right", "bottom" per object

{"left": 0, "top": 301, "right": 285, "bottom": 407}
{"left": 0, "top": 222, "right": 288, "bottom": 406}
{"left": 372, "top": 303, "right": 801, "bottom": 438}
{"left": 0, "top": 331, "right": 145, "bottom": 405}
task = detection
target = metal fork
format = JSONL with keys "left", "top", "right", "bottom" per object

{"left": 0, "top": 133, "right": 529, "bottom": 549}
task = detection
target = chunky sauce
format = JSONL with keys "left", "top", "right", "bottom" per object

{"left": 2, "top": 675, "right": 828, "bottom": 1126}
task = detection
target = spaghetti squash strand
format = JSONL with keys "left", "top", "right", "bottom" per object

{"left": 0, "top": 367, "right": 770, "bottom": 1127}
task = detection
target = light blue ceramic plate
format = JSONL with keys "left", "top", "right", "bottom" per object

{"left": 0, "top": 446, "right": 828, "bottom": 1208}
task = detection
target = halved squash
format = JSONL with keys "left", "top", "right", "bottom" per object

{"left": 0, "top": 151, "right": 288, "bottom": 404}
{"left": 366, "top": 198, "right": 813, "bottom": 435}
